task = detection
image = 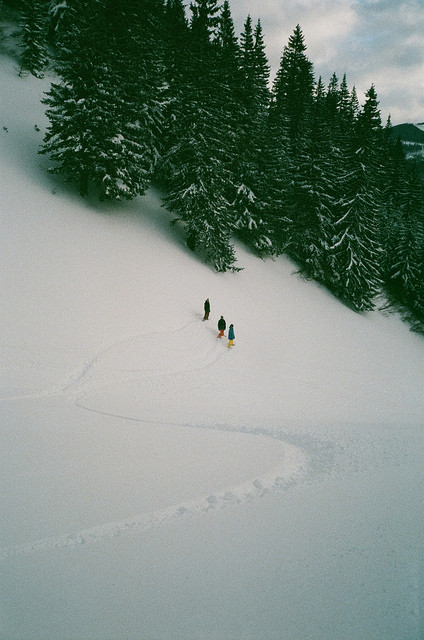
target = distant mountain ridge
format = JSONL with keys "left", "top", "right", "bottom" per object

{"left": 390, "top": 123, "right": 424, "bottom": 143}
{"left": 390, "top": 123, "right": 424, "bottom": 175}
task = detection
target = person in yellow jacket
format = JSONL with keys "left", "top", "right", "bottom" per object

{"left": 227, "top": 324, "right": 235, "bottom": 349}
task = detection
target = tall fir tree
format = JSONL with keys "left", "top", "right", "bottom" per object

{"left": 41, "top": 0, "right": 165, "bottom": 199}
{"left": 325, "top": 72, "right": 339, "bottom": 122}
{"left": 19, "top": 0, "right": 48, "bottom": 77}
{"left": 381, "top": 120, "right": 407, "bottom": 279}
{"left": 325, "top": 74, "right": 359, "bottom": 291}
{"left": 159, "top": 0, "right": 190, "bottom": 179}
{"left": 289, "top": 76, "right": 341, "bottom": 281}
{"left": 328, "top": 85, "right": 384, "bottom": 310}
{"left": 268, "top": 25, "right": 315, "bottom": 256}
{"left": 385, "top": 160, "right": 424, "bottom": 318}
{"left": 232, "top": 16, "right": 274, "bottom": 253}
{"left": 162, "top": 0, "right": 240, "bottom": 271}
{"left": 189, "top": 0, "right": 220, "bottom": 48}
{"left": 381, "top": 118, "right": 424, "bottom": 325}
{"left": 338, "top": 74, "right": 354, "bottom": 122}
{"left": 46, "top": 0, "right": 80, "bottom": 44}
{"left": 270, "top": 25, "right": 314, "bottom": 148}
{"left": 349, "top": 85, "right": 360, "bottom": 119}
{"left": 252, "top": 20, "right": 271, "bottom": 117}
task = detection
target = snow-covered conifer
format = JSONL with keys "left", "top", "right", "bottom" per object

{"left": 19, "top": 0, "right": 48, "bottom": 77}
{"left": 230, "top": 16, "right": 274, "bottom": 253}
{"left": 270, "top": 25, "right": 314, "bottom": 149}
{"left": 267, "top": 25, "right": 315, "bottom": 257}
{"left": 328, "top": 85, "right": 384, "bottom": 310}
{"left": 159, "top": 0, "right": 190, "bottom": 179}
{"left": 162, "top": 0, "right": 240, "bottom": 271}
{"left": 384, "top": 154, "right": 424, "bottom": 320}
{"left": 41, "top": 0, "right": 165, "bottom": 200}
{"left": 288, "top": 77, "right": 339, "bottom": 280}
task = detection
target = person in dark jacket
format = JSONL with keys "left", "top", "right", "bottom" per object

{"left": 217, "top": 315, "right": 226, "bottom": 338}
{"left": 227, "top": 324, "right": 235, "bottom": 348}
{"left": 203, "top": 298, "right": 210, "bottom": 320}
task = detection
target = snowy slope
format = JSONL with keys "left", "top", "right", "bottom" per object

{"left": 1, "top": 53, "right": 424, "bottom": 640}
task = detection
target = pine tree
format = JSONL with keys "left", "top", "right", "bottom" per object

{"left": 232, "top": 16, "right": 274, "bottom": 253}
{"left": 159, "top": 0, "right": 190, "bottom": 179}
{"left": 270, "top": 25, "right": 314, "bottom": 149}
{"left": 331, "top": 74, "right": 358, "bottom": 162}
{"left": 381, "top": 119, "right": 406, "bottom": 279}
{"left": 215, "top": 0, "right": 242, "bottom": 144}
{"left": 289, "top": 76, "right": 342, "bottom": 281}
{"left": 46, "top": 0, "right": 79, "bottom": 45}
{"left": 268, "top": 25, "right": 315, "bottom": 257}
{"left": 329, "top": 85, "right": 384, "bottom": 310}
{"left": 253, "top": 20, "right": 271, "bottom": 115}
{"left": 0, "top": 1, "right": 6, "bottom": 46}
{"left": 323, "top": 74, "right": 360, "bottom": 291}
{"left": 338, "top": 74, "right": 353, "bottom": 122}
{"left": 19, "top": 0, "right": 48, "bottom": 77}
{"left": 41, "top": 0, "right": 165, "bottom": 200}
{"left": 325, "top": 72, "right": 339, "bottom": 121}
{"left": 162, "top": 0, "right": 239, "bottom": 271}
{"left": 190, "top": 0, "right": 220, "bottom": 47}
{"left": 411, "top": 192, "right": 424, "bottom": 321}
{"left": 350, "top": 85, "right": 360, "bottom": 119}
{"left": 384, "top": 150, "right": 424, "bottom": 322}
{"left": 216, "top": 0, "right": 238, "bottom": 64}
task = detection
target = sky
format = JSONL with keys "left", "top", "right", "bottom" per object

{"left": 228, "top": 0, "right": 424, "bottom": 125}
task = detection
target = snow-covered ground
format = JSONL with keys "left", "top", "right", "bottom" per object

{"left": 402, "top": 140, "right": 424, "bottom": 159}
{"left": 1, "top": 53, "right": 424, "bottom": 640}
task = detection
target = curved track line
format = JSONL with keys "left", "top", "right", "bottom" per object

{"left": 0, "top": 318, "right": 211, "bottom": 402}
{"left": 0, "top": 440, "right": 307, "bottom": 562}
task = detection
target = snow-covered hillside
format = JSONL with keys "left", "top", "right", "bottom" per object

{"left": 1, "top": 53, "right": 424, "bottom": 640}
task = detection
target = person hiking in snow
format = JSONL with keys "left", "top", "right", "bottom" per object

{"left": 203, "top": 298, "right": 210, "bottom": 321}
{"left": 217, "top": 315, "right": 226, "bottom": 338}
{"left": 227, "top": 324, "right": 235, "bottom": 349}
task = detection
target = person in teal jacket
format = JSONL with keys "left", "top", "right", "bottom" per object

{"left": 227, "top": 324, "right": 235, "bottom": 348}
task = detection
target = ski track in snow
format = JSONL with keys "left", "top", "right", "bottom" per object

{"left": 0, "top": 445, "right": 307, "bottom": 562}
{"left": 1, "top": 318, "right": 313, "bottom": 560}
{"left": 1, "top": 319, "right": 205, "bottom": 402}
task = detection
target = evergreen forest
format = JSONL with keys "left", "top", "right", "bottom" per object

{"left": 2, "top": 0, "right": 424, "bottom": 328}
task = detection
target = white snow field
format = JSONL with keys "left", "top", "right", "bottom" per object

{"left": 1, "top": 53, "right": 424, "bottom": 640}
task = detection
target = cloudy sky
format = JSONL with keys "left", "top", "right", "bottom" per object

{"left": 227, "top": 0, "right": 424, "bottom": 125}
